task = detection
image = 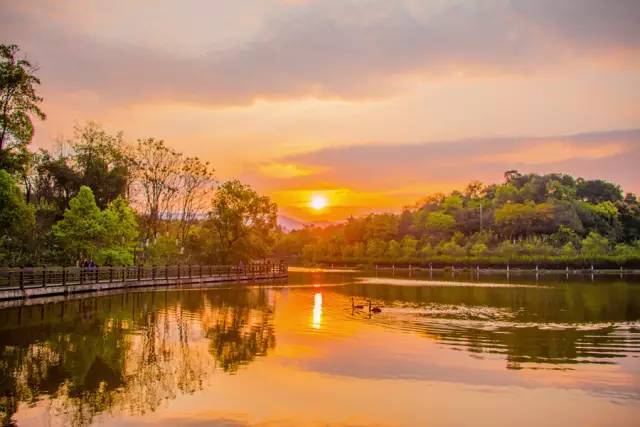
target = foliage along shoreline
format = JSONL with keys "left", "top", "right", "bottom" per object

{"left": 274, "top": 170, "right": 640, "bottom": 268}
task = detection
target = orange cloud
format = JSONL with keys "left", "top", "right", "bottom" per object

{"left": 258, "top": 162, "right": 325, "bottom": 179}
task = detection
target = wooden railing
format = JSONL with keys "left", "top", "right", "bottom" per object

{"left": 0, "top": 263, "right": 287, "bottom": 290}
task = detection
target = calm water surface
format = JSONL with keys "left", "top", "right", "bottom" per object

{"left": 1, "top": 270, "right": 639, "bottom": 426}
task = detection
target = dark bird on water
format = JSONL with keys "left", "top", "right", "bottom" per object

{"left": 368, "top": 300, "right": 382, "bottom": 313}
{"left": 352, "top": 297, "right": 364, "bottom": 309}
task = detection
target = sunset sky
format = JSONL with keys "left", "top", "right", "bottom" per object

{"left": 2, "top": 0, "right": 639, "bottom": 222}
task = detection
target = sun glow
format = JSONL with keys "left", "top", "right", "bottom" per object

{"left": 310, "top": 194, "right": 328, "bottom": 210}
{"left": 312, "top": 293, "right": 323, "bottom": 329}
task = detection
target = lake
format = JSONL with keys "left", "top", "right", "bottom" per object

{"left": 1, "top": 269, "right": 639, "bottom": 426}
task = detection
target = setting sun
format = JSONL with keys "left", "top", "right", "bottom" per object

{"left": 310, "top": 194, "right": 328, "bottom": 210}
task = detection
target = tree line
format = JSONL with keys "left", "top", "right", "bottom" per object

{"left": 275, "top": 171, "right": 640, "bottom": 267}
{"left": 1, "top": 44, "right": 278, "bottom": 267}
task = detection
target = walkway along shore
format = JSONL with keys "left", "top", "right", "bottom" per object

{"left": 317, "top": 263, "right": 640, "bottom": 276}
{"left": 0, "top": 263, "right": 288, "bottom": 301}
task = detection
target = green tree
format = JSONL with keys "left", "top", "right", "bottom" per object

{"left": 53, "top": 186, "right": 104, "bottom": 262}
{"left": 576, "top": 201, "right": 621, "bottom": 239}
{"left": 441, "top": 194, "right": 463, "bottom": 212}
{"left": 366, "top": 238, "right": 387, "bottom": 260}
{"left": 400, "top": 236, "right": 418, "bottom": 260}
{"left": 497, "top": 240, "right": 517, "bottom": 263}
{"left": 145, "top": 235, "right": 181, "bottom": 265}
{"left": 424, "top": 212, "right": 456, "bottom": 242}
{"left": 352, "top": 242, "right": 366, "bottom": 259}
{"left": 618, "top": 193, "right": 640, "bottom": 243}
{"left": 363, "top": 213, "right": 398, "bottom": 241}
{"left": 32, "top": 149, "right": 82, "bottom": 212}
{"left": 387, "top": 239, "right": 402, "bottom": 261}
{"left": 97, "top": 197, "right": 139, "bottom": 265}
{"left": 613, "top": 242, "right": 640, "bottom": 260}
{"left": 209, "top": 180, "right": 277, "bottom": 263}
{"left": 71, "top": 122, "right": 132, "bottom": 208}
{"left": 440, "top": 240, "right": 465, "bottom": 257}
{"left": 0, "top": 170, "right": 35, "bottom": 265}
{"left": 494, "top": 202, "right": 560, "bottom": 238}
{"left": 0, "top": 44, "right": 45, "bottom": 174}
{"left": 470, "top": 242, "right": 488, "bottom": 257}
{"left": 576, "top": 179, "right": 622, "bottom": 203}
{"left": 581, "top": 232, "right": 610, "bottom": 260}
{"left": 494, "top": 183, "right": 519, "bottom": 204}
{"left": 419, "top": 243, "right": 435, "bottom": 260}
{"left": 560, "top": 242, "right": 578, "bottom": 257}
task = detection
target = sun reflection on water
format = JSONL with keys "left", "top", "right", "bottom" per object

{"left": 312, "top": 293, "right": 323, "bottom": 329}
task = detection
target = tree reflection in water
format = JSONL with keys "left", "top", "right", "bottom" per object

{"left": 0, "top": 287, "right": 275, "bottom": 426}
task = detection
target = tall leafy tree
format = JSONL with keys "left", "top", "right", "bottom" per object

{"left": 53, "top": 186, "right": 104, "bottom": 263}
{"left": 0, "top": 44, "right": 45, "bottom": 174}
{"left": 71, "top": 122, "right": 132, "bottom": 208}
{"left": 98, "top": 196, "right": 139, "bottom": 265}
{"left": 0, "top": 170, "right": 35, "bottom": 265}
{"left": 209, "top": 180, "right": 277, "bottom": 263}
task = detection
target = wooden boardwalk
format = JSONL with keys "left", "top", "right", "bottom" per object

{"left": 0, "top": 264, "right": 288, "bottom": 301}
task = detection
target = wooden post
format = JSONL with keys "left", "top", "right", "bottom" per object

{"left": 137, "top": 264, "right": 141, "bottom": 281}
{"left": 42, "top": 266, "right": 47, "bottom": 287}
{"left": 189, "top": 265, "right": 192, "bottom": 279}
{"left": 165, "top": 265, "right": 169, "bottom": 281}
{"left": 19, "top": 267, "right": 24, "bottom": 291}
{"left": 80, "top": 266, "right": 84, "bottom": 285}
{"left": 152, "top": 265, "right": 156, "bottom": 280}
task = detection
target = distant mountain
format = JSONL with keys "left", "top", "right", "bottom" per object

{"left": 277, "top": 215, "right": 343, "bottom": 231}
{"left": 277, "top": 215, "right": 308, "bottom": 231}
